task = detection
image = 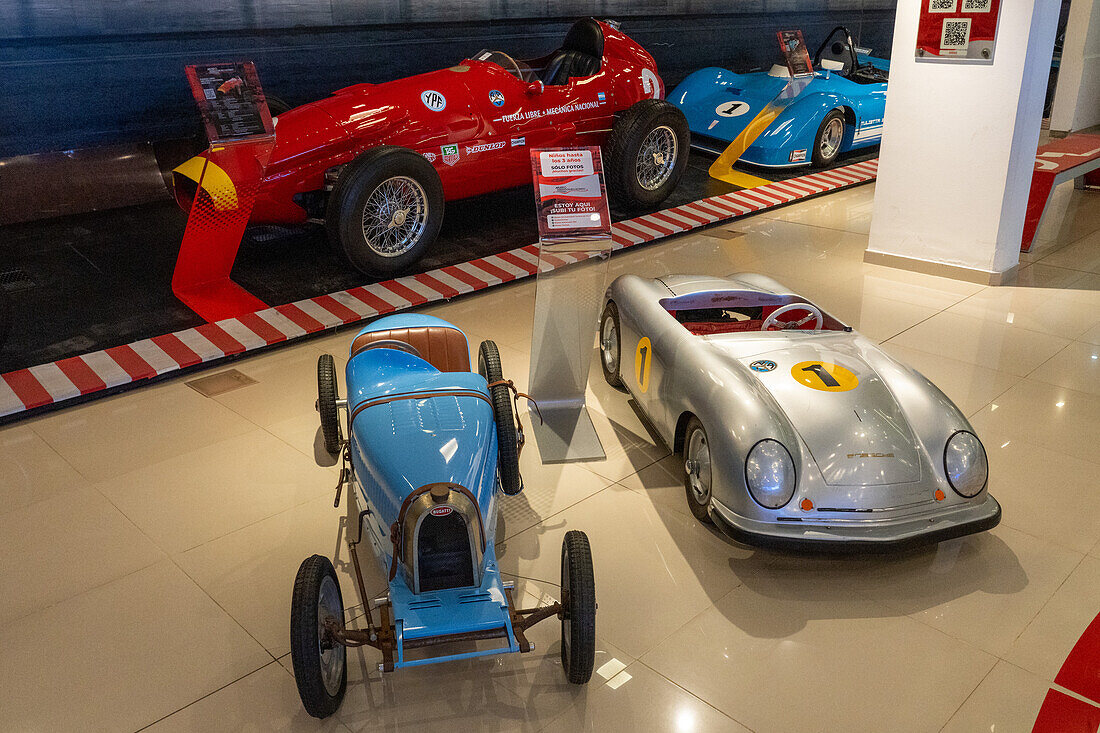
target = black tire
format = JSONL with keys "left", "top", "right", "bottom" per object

{"left": 560, "top": 530, "right": 596, "bottom": 684}
{"left": 326, "top": 146, "right": 444, "bottom": 278}
{"left": 811, "top": 109, "right": 846, "bottom": 168}
{"left": 478, "top": 340, "right": 523, "bottom": 496}
{"left": 682, "top": 416, "right": 714, "bottom": 524}
{"left": 599, "top": 301, "right": 623, "bottom": 389}
{"left": 265, "top": 95, "right": 292, "bottom": 116}
{"left": 290, "top": 555, "right": 347, "bottom": 718}
{"left": 605, "top": 99, "right": 690, "bottom": 210}
{"left": 317, "top": 354, "right": 341, "bottom": 455}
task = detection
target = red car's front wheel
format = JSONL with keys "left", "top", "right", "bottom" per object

{"left": 605, "top": 99, "right": 690, "bottom": 211}
{"left": 326, "top": 146, "right": 444, "bottom": 278}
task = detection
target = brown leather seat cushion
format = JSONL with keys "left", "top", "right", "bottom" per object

{"left": 350, "top": 326, "right": 471, "bottom": 373}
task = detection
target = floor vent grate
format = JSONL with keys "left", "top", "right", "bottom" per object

{"left": 185, "top": 369, "right": 257, "bottom": 397}
{"left": 700, "top": 228, "right": 745, "bottom": 241}
{"left": 0, "top": 269, "right": 35, "bottom": 291}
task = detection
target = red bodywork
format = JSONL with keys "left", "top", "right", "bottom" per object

{"left": 177, "top": 21, "right": 664, "bottom": 226}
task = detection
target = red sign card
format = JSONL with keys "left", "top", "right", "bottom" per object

{"left": 916, "top": 0, "right": 1002, "bottom": 62}
{"left": 530, "top": 147, "right": 612, "bottom": 244}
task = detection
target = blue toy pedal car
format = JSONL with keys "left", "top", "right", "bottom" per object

{"left": 291, "top": 313, "right": 596, "bottom": 718}
{"left": 670, "top": 26, "right": 889, "bottom": 168}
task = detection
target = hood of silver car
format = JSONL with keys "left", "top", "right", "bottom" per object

{"left": 709, "top": 335, "right": 922, "bottom": 486}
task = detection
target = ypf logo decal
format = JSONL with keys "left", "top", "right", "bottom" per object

{"left": 635, "top": 337, "right": 653, "bottom": 393}
{"left": 791, "top": 361, "right": 858, "bottom": 392}
{"left": 715, "top": 100, "right": 751, "bottom": 118}
{"left": 421, "top": 90, "right": 446, "bottom": 111}
{"left": 640, "top": 68, "right": 661, "bottom": 100}
{"left": 749, "top": 360, "right": 776, "bottom": 373}
{"left": 488, "top": 89, "right": 505, "bottom": 107}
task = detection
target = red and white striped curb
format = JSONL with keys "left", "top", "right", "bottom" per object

{"left": 0, "top": 158, "right": 878, "bottom": 419}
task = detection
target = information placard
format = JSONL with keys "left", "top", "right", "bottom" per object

{"left": 185, "top": 62, "right": 274, "bottom": 143}
{"left": 915, "top": 0, "right": 1002, "bottom": 62}
{"left": 530, "top": 147, "right": 611, "bottom": 244}
{"left": 526, "top": 146, "right": 613, "bottom": 462}
{"left": 777, "top": 30, "right": 815, "bottom": 78}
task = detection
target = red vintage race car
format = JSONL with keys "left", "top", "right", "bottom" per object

{"left": 173, "top": 18, "right": 690, "bottom": 277}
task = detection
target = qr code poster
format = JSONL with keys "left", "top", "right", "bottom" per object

{"left": 963, "top": 0, "right": 992, "bottom": 11}
{"left": 916, "top": 0, "right": 1000, "bottom": 62}
{"left": 941, "top": 18, "right": 972, "bottom": 49}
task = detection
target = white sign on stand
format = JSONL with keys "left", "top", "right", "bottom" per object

{"left": 526, "top": 147, "right": 613, "bottom": 463}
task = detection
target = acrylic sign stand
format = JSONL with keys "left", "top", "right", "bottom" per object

{"left": 172, "top": 62, "right": 275, "bottom": 322}
{"left": 526, "top": 147, "right": 613, "bottom": 462}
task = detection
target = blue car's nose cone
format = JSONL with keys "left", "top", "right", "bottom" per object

{"left": 671, "top": 67, "right": 789, "bottom": 148}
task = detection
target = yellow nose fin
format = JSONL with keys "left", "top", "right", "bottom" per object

{"left": 707, "top": 76, "right": 813, "bottom": 189}
{"left": 173, "top": 156, "right": 239, "bottom": 211}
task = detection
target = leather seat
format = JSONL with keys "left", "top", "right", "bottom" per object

{"left": 350, "top": 326, "right": 471, "bottom": 373}
{"left": 543, "top": 18, "right": 603, "bottom": 85}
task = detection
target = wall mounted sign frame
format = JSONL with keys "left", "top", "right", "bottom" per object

{"left": 915, "top": 0, "right": 1002, "bottom": 63}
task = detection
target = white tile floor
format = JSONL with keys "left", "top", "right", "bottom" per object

{"left": 2, "top": 180, "right": 1098, "bottom": 732}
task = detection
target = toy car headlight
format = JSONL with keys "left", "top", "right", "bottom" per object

{"left": 944, "top": 431, "right": 988, "bottom": 498}
{"left": 745, "top": 439, "right": 796, "bottom": 509}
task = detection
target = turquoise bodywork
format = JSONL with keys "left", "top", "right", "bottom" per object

{"left": 670, "top": 54, "right": 889, "bottom": 168}
{"left": 344, "top": 313, "right": 519, "bottom": 667}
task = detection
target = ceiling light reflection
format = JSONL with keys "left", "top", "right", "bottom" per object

{"left": 675, "top": 708, "right": 697, "bottom": 733}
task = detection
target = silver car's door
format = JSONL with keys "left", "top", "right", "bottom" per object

{"left": 619, "top": 302, "right": 682, "bottom": 434}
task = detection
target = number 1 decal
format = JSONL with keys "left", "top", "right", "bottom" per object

{"left": 801, "top": 363, "right": 840, "bottom": 387}
{"left": 790, "top": 361, "right": 858, "bottom": 392}
{"left": 635, "top": 337, "right": 653, "bottom": 393}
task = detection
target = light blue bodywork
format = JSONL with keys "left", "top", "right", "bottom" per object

{"left": 344, "top": 313, "right": 519, "bottom": 667}
{"left": 670, "top": 53, "right": 889, "bottom": 168}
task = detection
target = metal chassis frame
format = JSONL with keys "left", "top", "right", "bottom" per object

{"left": 325, "top": 401, "right": 561, "bottom": 672}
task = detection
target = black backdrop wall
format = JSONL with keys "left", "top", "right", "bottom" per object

{"left": 0, "top": 1, "right": 896, "bottom": 157}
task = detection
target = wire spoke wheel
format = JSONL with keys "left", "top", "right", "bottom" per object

{"left": 635, "top": 125, "right": 678, "bottom": 191}
{"left": 360, "top": 175, "right": 429, "bottom": 257}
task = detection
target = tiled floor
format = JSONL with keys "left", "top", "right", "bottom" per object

{"left": 2, "top": 179, "right": 1098, "bottom": 732}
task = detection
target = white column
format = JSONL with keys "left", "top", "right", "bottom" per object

{"left": 1050, "top": 0, "right": 1100, "bottom": 134}
{"left": 866, "top": 0, "right": 1061, "bottom": 284}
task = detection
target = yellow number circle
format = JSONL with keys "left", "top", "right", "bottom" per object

{"left": 635, "top": 337, "right": 652, "bottom": 393}
{"left": 791, "top": 361, "right": 858, "bottom": 392}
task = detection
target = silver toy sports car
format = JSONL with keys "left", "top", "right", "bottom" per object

{"left": 599, "top": 272, "right": 1001, "bottom": 551}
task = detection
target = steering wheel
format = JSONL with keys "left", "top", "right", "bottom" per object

{"left": 761, "top": 303, "right": 824, "bottom": 332}
{"left": 360, "top": 339, "right": 422, "bottom": 358}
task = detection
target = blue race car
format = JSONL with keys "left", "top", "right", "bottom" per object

{"left": 671, "top": 27, "right": 889, "bottom": 168}
{"left": 291, "top": 313, "right": 596, "bottom": 718}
